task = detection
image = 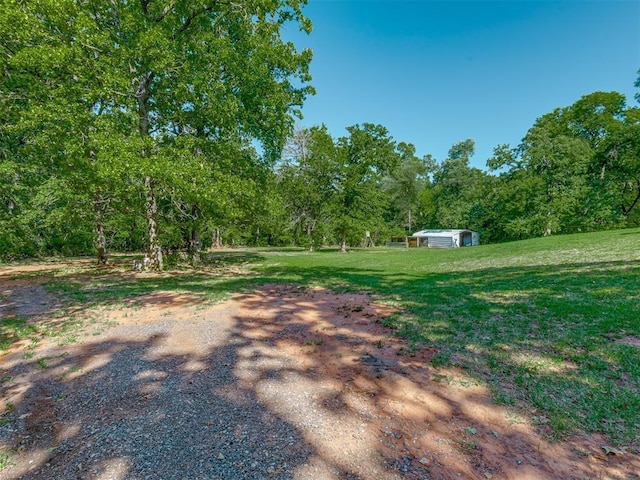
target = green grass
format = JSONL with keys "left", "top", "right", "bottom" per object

{"left": 0, "top": 316, "right": 38, "bottom": 350}
{"left": 0, "top": 450, "right": 13, "bottom": 470}
{"left": 2, "top": 228, "right": 639, "bottom": 445}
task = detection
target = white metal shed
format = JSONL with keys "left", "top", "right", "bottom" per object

{"left": 412, "top": 229, "right": 479, "bottom": 248}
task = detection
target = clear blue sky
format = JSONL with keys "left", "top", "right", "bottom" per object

{"left": 285, "top": 0, "right": 640, "bottom": 169}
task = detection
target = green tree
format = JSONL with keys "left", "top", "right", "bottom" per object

{"left": 383, "top": 143, "right": 428, "bottom": 232}
{"left": 277, "top": 125, "right": 339, "bottom": 249}
{"left": 1, "top": 0, "right": 314, "bottom": 267}
{"left": 568, "top": 91, "right": 640, "bottom": 223}
{"left": 432, "top": 139, "right": 489, "bottom": 230}
{"left": 333, "top": 124, "right": 400, "bottom": 252}
{"left": 488, "top": 88, "right": 640, "bottom": 240}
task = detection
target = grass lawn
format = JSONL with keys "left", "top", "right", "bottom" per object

{"left": 2, "top": 228, "right": 639, "bottom": 445}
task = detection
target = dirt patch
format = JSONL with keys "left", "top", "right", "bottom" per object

{"left": 0, "top": 259, "right": 94, "bottom": 278}
{"left": 0, "top": 280, "right": 637, "bottom": 479}
{"left": 618, "top": 335, "right": 640, "bottom": 349}
{"left": 0, "top": 285, "right": 61, "bottom": 319}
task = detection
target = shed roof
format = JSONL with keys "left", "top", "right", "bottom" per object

{"left": 412, "top": 229, "right": 474, "bottom": 237}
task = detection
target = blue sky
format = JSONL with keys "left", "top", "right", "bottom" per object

{"left": 285, "top": 0, "right": 640, "bottom": 169}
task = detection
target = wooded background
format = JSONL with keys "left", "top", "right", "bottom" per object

{"left": 1, "top": 1, "right": 639, "bottom": 268}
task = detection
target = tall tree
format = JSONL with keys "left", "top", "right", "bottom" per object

{"left": 432, "top": 139, "right": 489, "bottom": 230}
{"left": 383, "top": 143, "right": 428, "bottom": 232}
{"left": 278, "top": 125, "right": 339, "bottom": 249}
{"left": 488, "top": 89, "right": 640, "bottom": 239}
{"left": 1, "top": 0, "right": 314, "bottom": 268}
{"left": 568, "top": 91, "right": 640, "bottom": 222}
{"left": 333, "top": 124, "right": 400, "bottom": 252}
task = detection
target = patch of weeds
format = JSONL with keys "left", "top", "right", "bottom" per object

{"left": 397, "top": 345, "right": 418, "bottom": 356}
{"left": 22, "top": 351, "right": 35, "bottom": 359}
{"left": 430, "top": 350, "right": 452, "bottom": 367}
{"left": 432, "top": 373, "right": 449, "bottom": 383}
{"left": 378, "top": 316, "right": 399, "bottom": 330}
{"left": 60, "top": 364, "right": 81, "bottom": 379}
{"left": 0, "top": 315, "right": 37, "bottom": 351}
{"left": 36, "top": 358, "right": 48, "bottom": 369}
{"left": 375, "top": 339, "right": 384, "bottom": 349}
{"left": 0, "top": 450, "right": 14, "bottom": 470}
{"left": 57, "top": 334, "right": 78, "bottom": 346}
{"left": 492, "top": 390, "right": 517, "bottom": 406}
{"left": 53, "top": 309, "right": 69, "bottom": 318}
{"left": 4, "top": 402, "right": 14, "bottom": 413}
{"left": 456, "top": 438, "right": 478, "bottom": 455}
{"left": 0, "top": 377, "right": 12, "bottom": 384}
{"left": 547, "top": 413, "right": 575, "bottom": 439}
{"left": 304, "top": 340, "right": 323, "bottom": 346}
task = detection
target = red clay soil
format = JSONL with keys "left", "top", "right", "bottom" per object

{"left": 0, "top": 272, "right": 637, "bottom": 479}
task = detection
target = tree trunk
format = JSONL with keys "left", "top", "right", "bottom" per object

{"left": 144, "top": 176, "right": 163, "bottom": 270}
{"left": 94, "top": 193, "right": 108, "bottom": 265}
{"left": 96, "top": 221, "right": 107, "bottom": 265}
{"left": 340, "top": 228, "right": 347, "bottom": 253}
{"left": 621, "top": 179, "right": 640, "bottom": 218}
{"left": 190, "top": 227, "right": 201, "bottom": 265}
{"left": 212, "top": 228, "right": 223, "bottom": 249}
{"left": 135, "top": 71, "right": 163, "bottom": 270}
{"left": 187, "top": 205, "right": 201, "bottom": 264}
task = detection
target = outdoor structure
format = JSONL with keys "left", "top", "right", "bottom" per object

{"left": 387, "top": 236, "right": 419, "bottom": 248}
{"left": 412, "top": 229, "right": 479, "bottom": 248}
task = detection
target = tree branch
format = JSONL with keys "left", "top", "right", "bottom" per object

{"left": 177, "top": 1, "right": 244, "bottom": 34}
{"left": 179, "top": 5, "right": 216, "bottom": 33}
{"left": 622, "top": 179, "right": 640, "bottom": 217}
{"left": 155, "top": 1, "right": 176, "bottom": 22}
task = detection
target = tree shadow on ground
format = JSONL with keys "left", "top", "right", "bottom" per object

{"left": 254, "top": 259, "right": 640, "bottom": 446}
{"left": 224, "top": 282, "right": 638, "bottom": 479}
{"left": 1, "top": 315, "right": 331, "bottom": 479}
{"left": 0, "top": 257, "right": 638, "bottom": 478}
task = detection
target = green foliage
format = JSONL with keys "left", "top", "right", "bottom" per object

{"left": 277, "top": 125, "right": 340, "bottom": 248}
{"left": 0, "top": 2, "right": 637, "bottom": 258}
{"left": 486, "top": 86, "right": 640, "bottom": 242}
{"left": 430, "top": 139, "right": 494, "bottom": 234}
{"left": 383, "top": 142, "right": 429, "bottom": 232}
{"left": 332, "top": 124, "right": 401, "bottom": 250}
{"left": 1, "top": 0, "right": 314, "bottom": 264}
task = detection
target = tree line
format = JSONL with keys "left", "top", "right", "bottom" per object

{"left": 1, "top": 2, "right": 639, "bottom": 267}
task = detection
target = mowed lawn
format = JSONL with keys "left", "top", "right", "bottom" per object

{"left": 2, "top": 228, "right": 639, "bottom": 446}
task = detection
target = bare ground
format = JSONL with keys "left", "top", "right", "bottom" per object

{"left": 0, "top": 263, "right": 637, "bottom": 479}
